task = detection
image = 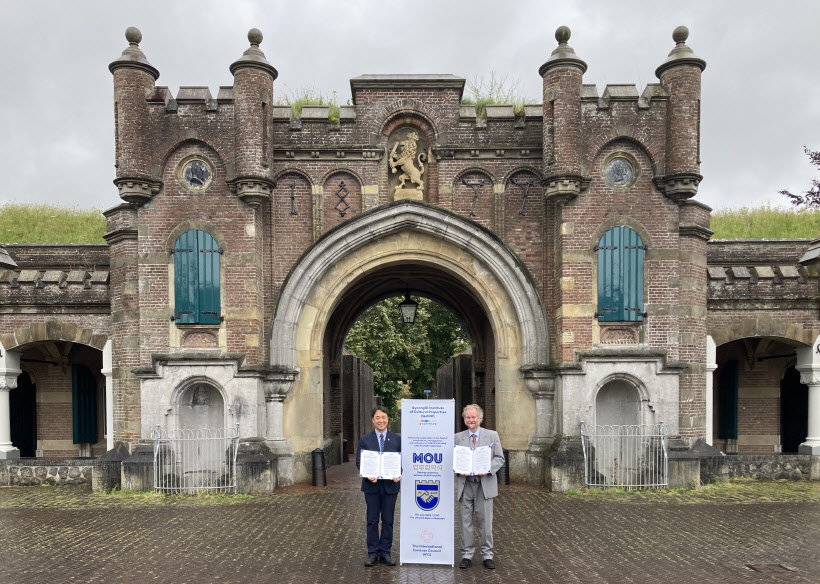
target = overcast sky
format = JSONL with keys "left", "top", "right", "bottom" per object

{"left": 1, "top": 0, "right": 818, "bottom": 213}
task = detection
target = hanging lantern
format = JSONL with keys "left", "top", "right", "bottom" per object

{"left": 398, "top": 292, "right": 418, "bottom": 324}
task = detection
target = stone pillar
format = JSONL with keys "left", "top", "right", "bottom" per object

{"left": 264, "top": 368, "right": 298, "bottom": 486}
{"left": 705, "top": 335, "right": 717, "bottom": 446}
{"left": 796, "top": 336, "right": 820, "bottom": 455}
{"left": 523, "top": 367, "right": 557, "bottom": 485}
{"left": 0, "top": 345, "right": 21, "bottom": 459}
{"left": 102, "top": 340, "right": 114, "bottom": 451}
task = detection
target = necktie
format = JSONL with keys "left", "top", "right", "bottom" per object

{"left": 471, "top": 434, "right": 477, "bottom": 447}
{"left": 379, "top": 433, "right": 385, "bottom": 453}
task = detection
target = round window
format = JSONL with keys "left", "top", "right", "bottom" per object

{"left": 605, "top": 158, "right": 633, "bottom": 187}
{"left": 183, "top": 159, "right": 212, "bottom": 189}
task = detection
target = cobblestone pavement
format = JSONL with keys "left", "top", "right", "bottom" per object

{"left": 1, "top": 463, "right": 818, "bottom": 584}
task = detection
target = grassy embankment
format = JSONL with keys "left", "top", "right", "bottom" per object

{"left": 0, "top": 203, "right": 817, "bottom": 244}
{"left": 0, "top": 204, "right": 106, "bottom": 243}
{"left": 563, "top": 477, "right": 820, "bottom": 504}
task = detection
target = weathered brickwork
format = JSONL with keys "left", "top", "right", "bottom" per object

{"left": 0, "top": 25, "right": 817, "bottom": 485}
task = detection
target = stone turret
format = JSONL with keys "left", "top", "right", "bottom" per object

{"left": 227, "top": 28, "right": 278, "bottom": 207}
{"left": 655, "top": 26, "right": 707, "bottom": 201}
{"left": 539, "top": 26, "right": 588, "bottom": 201}
{"left": 109, "top": 27, "right": 161, "bottom": 205}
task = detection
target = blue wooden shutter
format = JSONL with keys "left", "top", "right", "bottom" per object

{"left": 197, "top": 230, "right": 221, "bottom": 325}
{"left": 72, "top": 364, "right": 97, "bottom": 444}
{"left": 621, "top": 228, "right": 645, "bottom": 322}
{"left": 597, "top": 226, "right": 645, "bottom": 322}
{"left": 718, "top": 360, "right": 739, "bottom": 440}
{"left": 174, "top": 230, "right": 198, "bottom": 324}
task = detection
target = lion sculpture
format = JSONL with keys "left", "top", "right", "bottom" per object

{"left": 389, "top": 131, "right": 426, "bottom": 192}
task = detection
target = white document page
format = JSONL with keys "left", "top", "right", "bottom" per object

{"left": 379, "top": 452, "right": 401, "bottom": 480}
{"left": 453, "top": 444, "right": 492, "bottom": 475}
{"left": 453, "top": 445, "right": 475, "bottom": 475}
{"left": 359, "top": 449, "right": 381, "bottom": 478}
{"left": 471, "top": 444, "right": 492, "bottom": 474}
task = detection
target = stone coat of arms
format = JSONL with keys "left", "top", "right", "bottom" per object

{"left": 389, "top": 131, "right": 427, "bottom": 199}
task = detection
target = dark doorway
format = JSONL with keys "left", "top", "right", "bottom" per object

{"left": 10, "top": 372, "right": 37, "bottom": 457}
{"left": 717, "top": 360, "right": 739, "bottom": 440}
{"left": 781, "top": 366, "right": 808, "bottom": 453}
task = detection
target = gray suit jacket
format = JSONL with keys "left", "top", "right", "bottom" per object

{"left": 455, "top": 428, "right": 505, "bottom": 500}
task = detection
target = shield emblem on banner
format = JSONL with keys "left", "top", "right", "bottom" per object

{"left": 415, "top": 480, "right": 440, "bottom": 511}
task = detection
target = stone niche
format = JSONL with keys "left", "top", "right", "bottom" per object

{"left": 387, "top": 127, "right": 428, "bottom": 201}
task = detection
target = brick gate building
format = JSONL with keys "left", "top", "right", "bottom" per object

{"left": 0, "top": 25, "right": 818, "bottom": 490}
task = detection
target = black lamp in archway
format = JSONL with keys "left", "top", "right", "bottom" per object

{"left": 398, "top": 292, "right": 418, "bottom": 324}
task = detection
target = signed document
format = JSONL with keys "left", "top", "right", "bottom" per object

{"left": 453, "top": 444, "right": 492, "bottom": 475}
{"left": 360, "top": 450, "right": 402, "bottom": 480}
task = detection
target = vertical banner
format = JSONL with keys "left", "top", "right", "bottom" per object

{"left": 400, "top": 399, "right": 454, "bottom": 566}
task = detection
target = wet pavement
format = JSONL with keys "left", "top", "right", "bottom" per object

{"left": 1, "top": 462, "right": 818, "bottom": 583}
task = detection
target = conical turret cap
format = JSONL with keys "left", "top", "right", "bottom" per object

{"left": 109, "top": 27, "right": 159, "bottom": 80}
{"left": 230, "top": 28, "right": 278, "bottom": 79}
{"left": 655, "top": 26, "right": 706, "bottom": 78}
{"left": 539, "top": 26, "right": 587, "bottom": 76}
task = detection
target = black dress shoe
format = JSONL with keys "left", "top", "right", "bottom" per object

{"left": 483, "top": 558, "right": 496, "bottom": 569}
{"left": 459, "top": 558, "right": 471, "bottom": 569}
{"left": 381, "top": 554, "right": 396, "bottom": 566}
{"left": 364, "top": 555, "right": 378, "bottom": 567}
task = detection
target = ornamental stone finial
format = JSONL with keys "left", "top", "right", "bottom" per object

{"left": 230, "top": 27, "right": 278, "bottom": 79}
{"left": 555, "top": 25, "right": 571, "bottom": 44}
{"left": 248, "top": 28, "right": 263, "bottom": 46}
{"left": 655, "top": 25, "right": 706, "bottom": 78}
{"left": 109, "top": 26, "right": 159, "bottom": 80}
{"left": 539, "top": 25, "right": 587, "bottom": 76}
{"left": 125, "top": 26, "right": 142, "bottom": 45}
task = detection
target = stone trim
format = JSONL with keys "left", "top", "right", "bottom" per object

{"left": 270, "top": 201, "right": 550, "bottom": 369}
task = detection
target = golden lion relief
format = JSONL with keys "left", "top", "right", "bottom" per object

{"left": 389, "top": 131, "right": 426, "bottom": 193}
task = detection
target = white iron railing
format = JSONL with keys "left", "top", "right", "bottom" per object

{"left": 580, "top": 422, "right": 668, "bottom": 489}
{"left": 151, "top": 424, "right": 240, "bottom": 494}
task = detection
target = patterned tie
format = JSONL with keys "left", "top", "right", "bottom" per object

{"left": 379, "top": 433, "right": 385, "bottom": 453}
{"left": 471, "top": 434, "right": 477, "bottom": 447}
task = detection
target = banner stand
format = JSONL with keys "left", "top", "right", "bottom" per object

{"left": 399, "top": 399, "right": 455, "bottom": 566}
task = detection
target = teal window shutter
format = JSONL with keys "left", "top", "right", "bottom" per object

{"left": 718, "top": 360, "right": 739, "bottom": 440}
{"left": 174, "top": 229, "right": 221, "bottom": 324}
{"left": 174, "top": 230, "right": 198, "bottom": 324}
{"left": 597, "top": 226, "right": 645, "bottom": 322}
{"left": 197, "top": 230, "right": 221, "bottom": 325}
{"left": 72, "top": 364, "right": 97, "bottom": 444}
{"left": 621, "top": 227, "right": 645, "bottom": 322}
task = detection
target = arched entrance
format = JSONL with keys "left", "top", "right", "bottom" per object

{"left": 712, "top": 336, "right": 809, "bottom": 454}
{"left": 268, "top": 201, "right": 551, "bottom": 484}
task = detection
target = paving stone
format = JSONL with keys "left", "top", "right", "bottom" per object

{"left": 0, "top": 464, "right": 818, "bottom": 583}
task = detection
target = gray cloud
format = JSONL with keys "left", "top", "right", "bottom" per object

{"left": 1, "top": 0, "right": 817, "bottom": 212}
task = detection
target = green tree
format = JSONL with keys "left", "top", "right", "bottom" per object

{"left": 344, "top": 297, "right": 470, "bottom": 413}
{"left": 780, "top": 147, "right": 820, "bottom": 208}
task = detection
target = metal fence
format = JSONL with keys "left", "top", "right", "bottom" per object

{"left": 151, "top": 424, "right": 240, "bottom": 494}
{"left": 580, "top": 421, "right": 668, "bottom": 489}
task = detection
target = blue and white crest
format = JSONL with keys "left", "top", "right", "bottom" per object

{"left": 415, "top": 480, "right": 440, "bottom": 511}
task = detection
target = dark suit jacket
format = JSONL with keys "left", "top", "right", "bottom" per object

{"left": 356, "top": 429, "right": 401, "bottom": 495}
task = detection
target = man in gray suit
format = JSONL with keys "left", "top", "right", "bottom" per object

{"left": 454, "top": 404, "right": 505, "bottom": 570}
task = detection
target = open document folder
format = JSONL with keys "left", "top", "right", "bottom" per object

{"left": 453, "top": 444, "right": 492, "bottom": 475}
{"left": 359, "top": 450, "right": 402, "bottom": 479}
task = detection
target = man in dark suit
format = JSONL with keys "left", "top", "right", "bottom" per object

{"left": 455, "top": 403, "right": 505, "bottom": 570}
{"left": 356, "top": 405, "right": 401, "bottom": 567}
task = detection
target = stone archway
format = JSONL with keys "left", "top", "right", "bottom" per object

{"left": 268, "top": 201, "right": 551, "bottom": 484}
